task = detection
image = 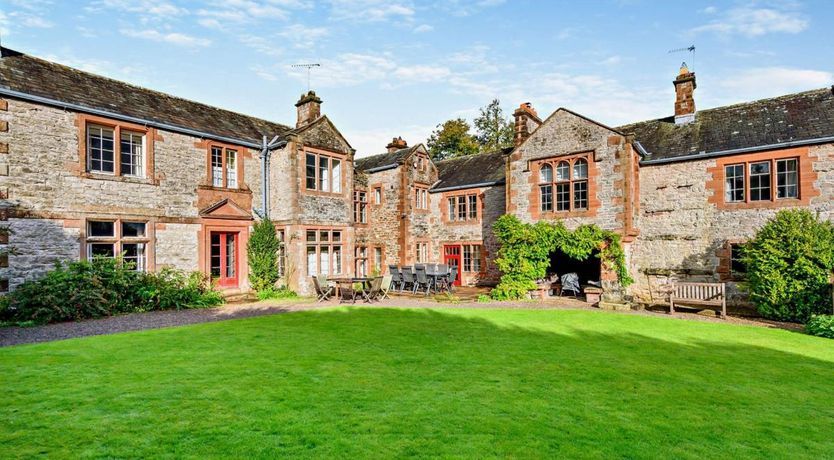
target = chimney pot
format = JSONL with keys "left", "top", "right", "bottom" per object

{"left": 386, "top": 136, "right": 407, "bottom": 153}
{"left": 295, "top": 90, "right": 322, "bottom": 128}
{"left": 673, "top": 62, "right": 696, "bottom": 125}
{"left": 513, "top": 102, "right": 542, "bottom": 147}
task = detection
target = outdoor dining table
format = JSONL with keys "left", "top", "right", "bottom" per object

{"left": 424, "top": 267, "right": 449, "bottom": 294}
{"left": 329, "top": 277, "right": 371, "bottom": 302}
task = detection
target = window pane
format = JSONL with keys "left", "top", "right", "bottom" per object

{"left": 211, "top": 234, "right": 221, "bottom": 277}
{"left": 448, "top": 197, "right": 456, "bottom": 221}
{"left": 724, "top": 164, "right": 745, "bottom": 203}
{"left": 320, "top": 246, "right": 330, "bottom": 276}
{"left": 211, "top": 147, "right": 223, "bottom": 187}
{"left": 556, "top": 183, "right": 570, "bottom": 211}
{"left": 468, "top": 195, "right": 477, "bottom": 219}
{"left": 121, "top": 222, "right": 146, "bottom": 238}
{"left": 540, "top": 164, "right": 552, "bottom": 183}
{"left": 331, "top": 159, "right": 341, "bottom": 193}
{"left": 457, "top": 196, "right": 466, "bottom": 219}
{"left": 573, "top": 159, "right": 588, "bottom": 179}
{"left": 225, "top": 234, "right": 236, "bottom": 278}
{"left": 88, "top": 221, "right": 115, "bottom": 238}
{"left": 556, "top": 161, "right": 570, "bottom": 181}
{"left": 120, "top": 131, "right": 144, "bottom": 177}
{"left": 333, "top": 246, "right": 342, "bottom": 274}
{"left": 89, "top": 243, "right": 115, "bottom": 259}
{"left": 731, "top": 244, "right": 746, "bottom": 274}
{"left": 374, "top": 247, "right": 382, "bottom": 271}
{"left": 319, "top": 156, "right": 329, "bottom": 191}
{"left": 332, "top": 231, "right": 341, "bottom": 242}
{"left": 306, "top": 230, "right": 317, "bottom": 242}
{"left": 473, "top": 246, "right": 481, "bottom": 272}
{"left": 305, "top": 153, "right": 316, "bottom": 190}
{"left": 463, "top": 245, "right": 472, "bottom": 272}
{"left": 307, "top": 246, "right": 317, "bottom": 275}
{"left": 121, "top": 243, "right": 145, "bottom": 272}
{"left": 320, "top": 230, "right": 329, "bottom": 242}
{"left": 750, "top": 161, "right": 771, "bottom": 201}
{"left": 540, "top": 185, "right": 553, "bottom": 212}
{"left": 226, "top": 150, "right": 237, "bottom": 189}
{"left": 573, "top": 180, "right": 588, "bottom": 209}
{"left": 776, "top": 158, "right": 798, "bottom": 199}
{"left": 374, "top": 188, "right": 382, "bottom": 204}
{"left": 88, "top": 125, "right": 115, "bottom": 173}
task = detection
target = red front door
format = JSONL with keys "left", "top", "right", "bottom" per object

{"left": 444, "top": 245, "right": 462, "bottom": 286}
{"left": 211, "top": 232, "right": 239, "bottom": 288}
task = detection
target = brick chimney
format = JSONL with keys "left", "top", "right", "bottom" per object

{"left": 513, "top": 102, "right": 542, "bottom": 147}
{"left": 295, "top": 90, "right": 322, "bottom": 128}
{"left": 673, "top": 62, "right": 696, "bottom": 125}
{"left": 386, "top": 136, "right": 408, "bottom": 153}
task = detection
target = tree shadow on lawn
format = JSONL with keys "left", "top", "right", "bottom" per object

{"left": 2, "top": 307, "right": 833, "bottom": 459}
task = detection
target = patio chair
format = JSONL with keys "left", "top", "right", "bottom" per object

{"left": 380, "top": 275, "right": 393, "bottom": 300}
{"left": 365, "top": 276, "right": 383, "bottom": 302}
{"left": 560, "top": 272, "right": 581, "bottom": 297}
{"left": 401, "top": 266, "right": 415, "bottom": 293}
{"left": 388, "top": 265, "right": 403, "bottom": 290}
{"left": 338, "top": 280, "right": 357, "bottom": 304}
{"left": 435, "top": 264, "right": 450, "bottom": 293}
{"left": 448, "top": 266, "right": 458, "bottom": 293}
{"left": 312, "top": 275, "right": 333, "bottom": 302}
{"left": 414, "top": 265, "right": 431, "bottom": 295}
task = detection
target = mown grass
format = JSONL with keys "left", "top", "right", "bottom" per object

{"left": 2, "top": 308, "right": 833, "bottom": 458}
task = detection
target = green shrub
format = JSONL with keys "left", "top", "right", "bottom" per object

{"left": 0, "top": 258, "right": 223, "bottom": 325}
{"left": 490, "top": 215, "right": 632, "bottom": 300}
{"left": 476, "top": 294, "right": 491, "bottom": 303}
{"left": 742, "top": 210, "right": 834, "bottom": 323}
{"left": 257, "top": 287, "right": 298, "bottom": 301}
{"left": 806, "top": 315, "right": 834, "bottom": 339}
{"left": 247, "top": 217, "right": 281, "bottom": 293}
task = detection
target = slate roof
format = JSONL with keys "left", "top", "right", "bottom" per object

{"left": 0, "top": 47, "right": 292, "bottom": 145}
{"left": 433, "top": 148, "right": 510, "bottom": 191}
{"left": 354, "top": 145, "right": 418, "bottom": 172}
{"left": 618, "top": 87, "right": 834, "bottom": 163}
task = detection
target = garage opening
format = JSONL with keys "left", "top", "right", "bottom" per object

{"left": 547, "top": 248, "right": 601, "bottom": 294}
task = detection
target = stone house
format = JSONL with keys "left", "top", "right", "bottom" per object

{"left": 2, "top": 47, "right": 833, "bottom": 303}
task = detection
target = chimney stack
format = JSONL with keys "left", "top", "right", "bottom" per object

{"left": 386, "top": 136, "right": 408, "bottom": 153}
{"left": 513, "top": 102, "right": 542, "bottom": 147}
{"left": 295, "top": 90, "right": 322, "bottom": 128}
{"left": 673, "top": 62, "right": 696, "bottom": 125}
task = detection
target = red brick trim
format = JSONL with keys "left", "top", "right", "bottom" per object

{"left": 299, "top": 146, "right": 348, "bottom": 198}
{"left": 706, "top": 146, "right": 819, "bottom": 210}
{"left": 716, "top": 239, "right": 747, "bottom": 282}
{"left": 439, "top": 189, "right": 483, "bottom": 224}
{"left": 75, "top": 113, "right": 160, "bottom": 184}
{"left": 80, "top": 216, "right": 157, "bottom": 272}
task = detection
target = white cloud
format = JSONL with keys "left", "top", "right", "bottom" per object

{"left": 413, "top": 24, "right": 433, "bottom": 33}
{"left": 89, "top": 0, "right": 189, "bottom": 16}
{"left": 349, "top": 124, "right": 435, "bottom": 157}
{"left": 393, "top": 65, "right": 451, "bottom": 83}
{"left": 328, "top": 0, "right": 414, "bottom": 22}
{"left": 715, "top": 67, "right": 833, "bottom": 102}
{"left": 238, "top": 34, "right": 283, "bottom": 57}
{"left": 279, "top": 24, "right": 329, "bottom": 49}
{"left": 120, "top": 29, "right": 211, "bottom": 47}
{"left": 196, "top": 0, "right": 313, "bottom": 25}
{"left": 691, "top": 6, "right": 808, "bottom": 37}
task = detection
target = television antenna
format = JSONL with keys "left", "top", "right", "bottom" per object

{"left": 291, "top": 63, "right": 321, "bottom": 92}
{"left": 668, "top": 45, "right": 696, "bottom": 71}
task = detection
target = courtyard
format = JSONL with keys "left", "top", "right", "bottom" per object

{"left": 2, "top": 306, "right": 833, "bottom": 458}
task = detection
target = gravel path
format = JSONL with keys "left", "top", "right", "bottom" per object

{"left": 0, "top": 295, "right": 803, "bottom": 348}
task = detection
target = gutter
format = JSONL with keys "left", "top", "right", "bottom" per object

{"left": 0, "top": 87, "right": 265, "bottom": 149}
{"left": 639, "top": 136, "right": 834, "bottom": 166}
{"left": 259, "top": 136, "right": 287, "bottom": 219}
{"left": 362, "top": 163, "right": 398, "bottom": 174}
{"left": 429, "top": 180, "right": 505, "bottom": 193}
{"left": 633, "top": 141, "right": 649, "bottom": 159}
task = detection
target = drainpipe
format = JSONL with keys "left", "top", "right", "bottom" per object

{"left": 259, "top": 135, "right": 287, "bottom": 219}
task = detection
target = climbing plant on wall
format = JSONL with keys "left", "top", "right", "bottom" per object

{"left": 490, "top": 215, "right": 633, "bottom": 300}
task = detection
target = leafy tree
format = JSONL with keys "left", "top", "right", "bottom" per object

{"left": 247, "top": 217, "right": 281, "bottom": 292}
{"left": 742, "top": 209, "right": 834, "bottom": 323}
{"left": 473, "top": 98, "right": 514, "bottom": 152}
{"left": 426, "top": 118, "right": 479, "bottom": 161}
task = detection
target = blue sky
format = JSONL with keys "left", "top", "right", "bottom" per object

{"left": 1, "top": 0, "right": 832, "bottom": 156}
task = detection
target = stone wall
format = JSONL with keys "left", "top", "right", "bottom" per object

{"left": 4, "top": 218, "right": 80, "bottom": 288}
{"left": 155, "top": 223, "right": 200, "bottom": 271}
{"left": 429, "top": 185, "right": 505, "bottom": 285}
{"left": 630, "top": 143, "right": 834, "bottom": 304}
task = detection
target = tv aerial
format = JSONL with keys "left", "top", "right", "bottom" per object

{"left": 668, "top": 45, "right": 696, "bottom": 71}
{"left": 291, "top": 63, "right": 321, "bottom": 92}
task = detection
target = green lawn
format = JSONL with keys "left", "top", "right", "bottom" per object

{"left": 2, "top": 308, "right": 834, "bottom": 459}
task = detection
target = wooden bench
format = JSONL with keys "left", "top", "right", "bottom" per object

{"left": 670, "top": 282, "right": 726, "bottom": 318}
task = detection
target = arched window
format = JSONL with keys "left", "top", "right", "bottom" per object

{"left": 538, "top": 156, "right": 590, "bottom": 212}
{"left": 539, "top": 164, "right": 553, "bottom": 211}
